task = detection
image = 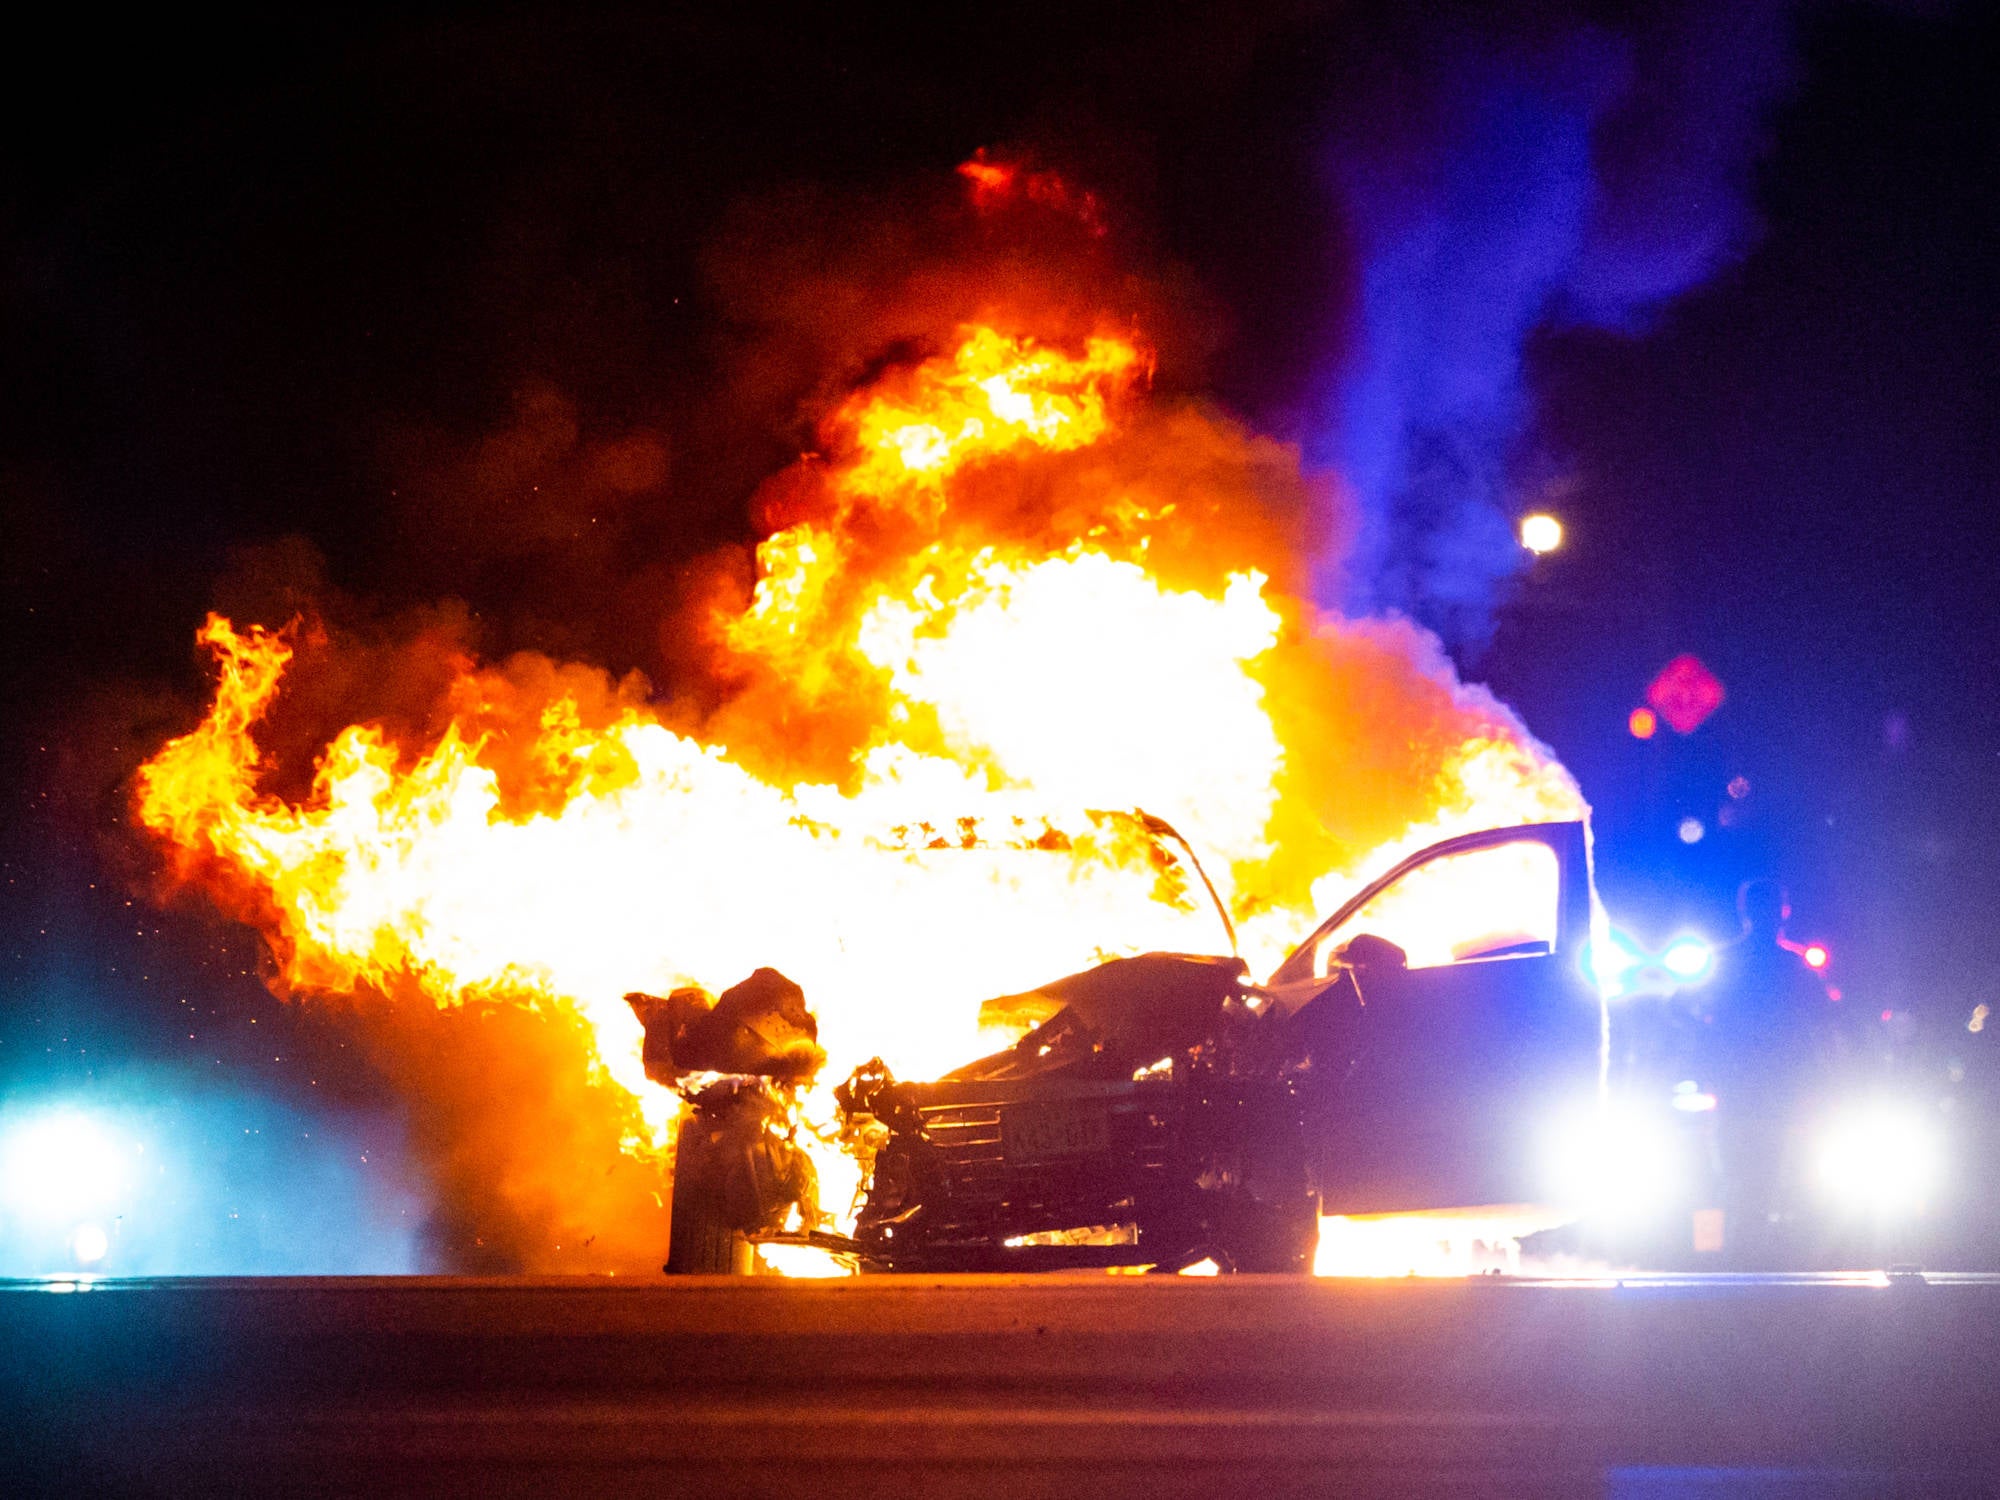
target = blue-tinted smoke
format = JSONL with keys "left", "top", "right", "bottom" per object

{"left": 0, "top": 1070, "right": 429, "bottom": 1276}
{"left": 1314, "top": 1, "right": 1795, "bottom": 649}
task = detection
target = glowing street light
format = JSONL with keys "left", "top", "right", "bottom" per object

{"left": 1519, "top": 513, "right": 1563, "bottom": 554}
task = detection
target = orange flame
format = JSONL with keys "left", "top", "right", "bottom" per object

{"left": 831, "top": 325, "right": 1144, "bottom": 504}
{"left": 135, "top": 322, "right": 1584, "bottom": 1267}
{"left": 955, "top": 152, "right": 1017, "bottom": 200}
{"left": 956, "top": 149, "right": 1106, "bottom": 235}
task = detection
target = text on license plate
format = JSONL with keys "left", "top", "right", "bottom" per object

{"left": 1001, "top": 1101, "right": 1111, "bottom": 1161}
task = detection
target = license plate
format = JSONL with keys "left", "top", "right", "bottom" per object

{"left": 1001, "top": 1101, "right": 1111, "bottom": 1161}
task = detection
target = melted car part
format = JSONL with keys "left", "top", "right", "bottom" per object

{"left": 838, "top": 952, "right": 1336, "bottom": 1273}
{"left": 966, "top": 952, "right": 1252, "bottom": 1080}
{"left": 627, "top": 966, "right": 825, "bottom": 1084}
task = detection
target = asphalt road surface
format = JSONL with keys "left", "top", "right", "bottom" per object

{"left": 4, "top": 1273, "right": 1997, "bottom": 1498}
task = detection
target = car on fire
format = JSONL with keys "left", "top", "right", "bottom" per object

{"left": 636, "top": 818, "right": 1606, "bottom": 1273}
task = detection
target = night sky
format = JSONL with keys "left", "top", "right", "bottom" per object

{"left": 3, "top": 2, "right": 1995, "bottom": 1265}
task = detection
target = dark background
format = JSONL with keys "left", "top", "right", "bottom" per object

{"left": 3, "top": 3, "right": 1994, "bottom": 1253}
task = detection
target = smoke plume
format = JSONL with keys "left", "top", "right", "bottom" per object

{"left": 1314, "top": 0, "right": 1798, "bottom": 648}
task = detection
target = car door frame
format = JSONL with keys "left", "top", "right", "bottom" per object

{"left": 1268, "top": 819, "right": 1596, "bottom": 988}
{"left": 1266, "top": 819, "right": 1605, "bottom": 1212}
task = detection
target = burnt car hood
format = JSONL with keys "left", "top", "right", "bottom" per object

{"left": 952, "top": 951, "right": 1249, "bottom": 1082}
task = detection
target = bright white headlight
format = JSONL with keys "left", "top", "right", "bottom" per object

{"left": 1661, "top": 936, "right": 1713, "bottom": 981}
{"left": 1545, "top": 1104, "right": 1681, "bottom": 1221}
{"left": 0, "top": 1109, "right": 130, "bottom": 1225}
{"left": 1817, "top": 1104, "right": 1941, "bottom": 1217}
{"left": 71, "top": 1223, "right": 110, "bottom": 1265}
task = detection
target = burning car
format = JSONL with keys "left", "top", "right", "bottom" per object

{"left": 137, "top": 297, "right": 1595, "bottom": 1278}
{"left": 640, "top": 818, "right": 1604, "bottom": 1273}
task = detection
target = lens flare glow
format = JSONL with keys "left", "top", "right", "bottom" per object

{"left": 0, "top": 1086, "right": 426, "bottom": 1277}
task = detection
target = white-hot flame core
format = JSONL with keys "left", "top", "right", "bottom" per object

{"left": 859, "top": 553, "right": 1283, "bottom": 873}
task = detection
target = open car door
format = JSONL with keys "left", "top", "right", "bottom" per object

{"left": 1266, "top": 820, "right": 1604, "bottom": 1213}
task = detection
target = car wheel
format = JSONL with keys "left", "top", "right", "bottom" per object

{"left": 664, "top": 1119, "right": 753, "bottom": 1274}
{"left": 665, "top": 1185, "right": 750, "bottom": 1274}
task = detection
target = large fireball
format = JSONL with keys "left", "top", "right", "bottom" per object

{"left": 134, "top": 167, "right": 1583, "bottom": 1268}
